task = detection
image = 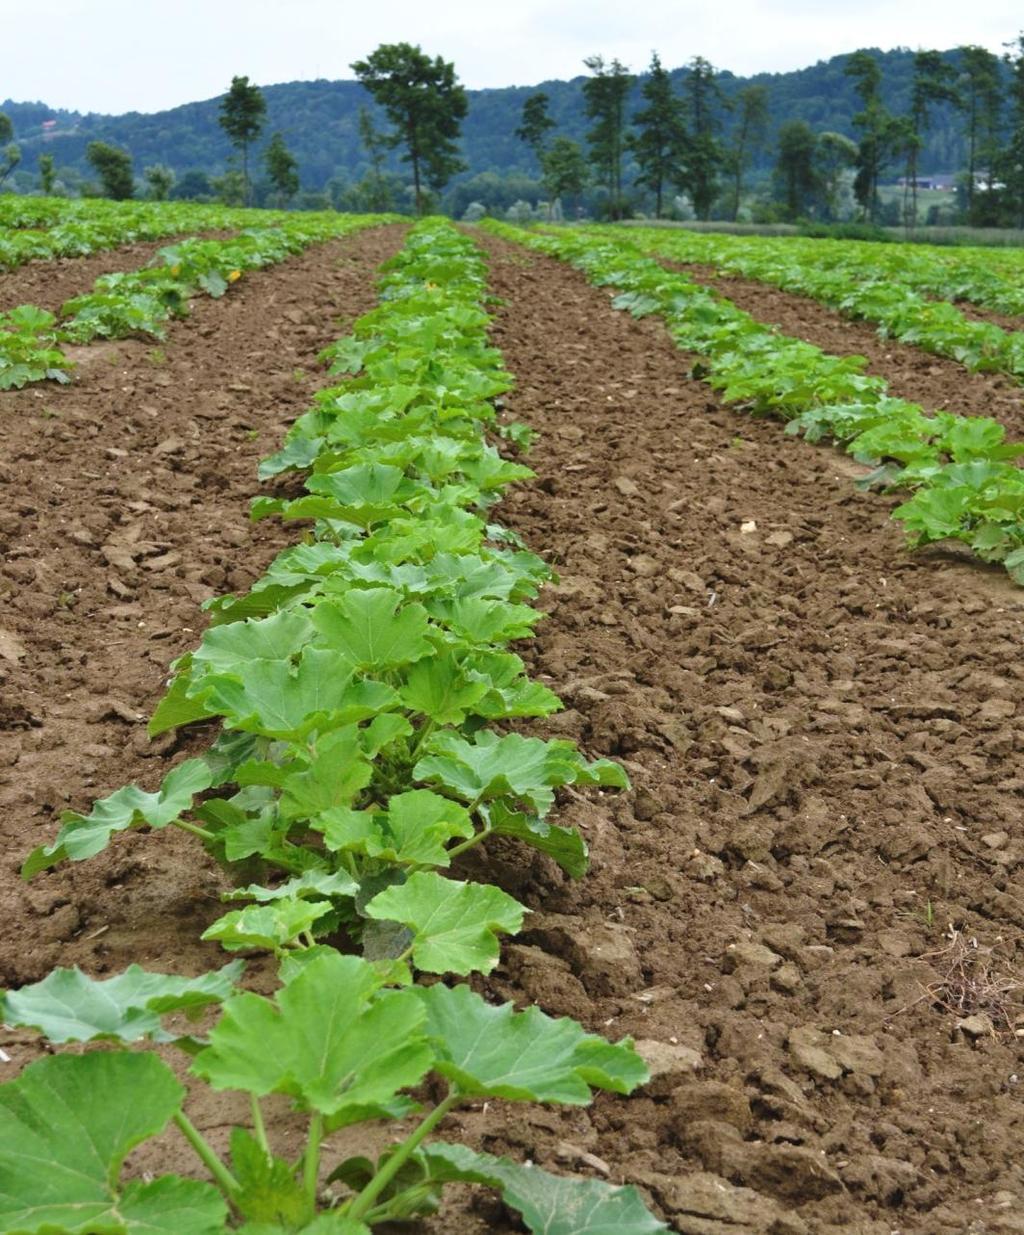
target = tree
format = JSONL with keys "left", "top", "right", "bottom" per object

{"left": 957, "top": 46, "right": 1002, "bottom": 220}
{"left": 816, "top": 131, "right": 858, "bottom": 219}
{"left": 356, "top": 106, "right": 398, "bottom": 211}
{"left": 582, "top": 55, "right": 632, "bottom": 220}
{"left": 143, "top": 164, "right": 175, "bottom": 201}
{"left": 723, "top": 84, "right": 768, "bottom": 220}
{"left": 845, "top": 49, "right": 902, "bottom": 220}
{"left": 628, "top": 52, "right": 686, "bottom": 218}
{"left": 218, "top": 76, "right": 267, "bottom": 205}
{"left": 904, "top": 50, "right": 959, "bottom": 228}
{"left": 38, "top": 154, "right": 55, "bottom": 195}
{"left": 86, "top": 141, "right": 134, "bottom": 199}
{"left": 515, "top": 92, "right": 556, "bottom": 167}
{"left": 211, "top": 169, "right": 246, "bottom": 206}
{"left": 680, "top": 56, "right": 725, "bottom": 220}
{"left": 541, "top": 136, "right": 588, "bottom": 217}
{"left": 773, "top": 120, "right": 819, "bottom": 219}
{"left": 351, "top": 43, "right": 467, "bottom": 215}
{"left": 170, "top": 170, "right": 213, "bottom": 201}
{"left": 265, "top": 132, "right": 299, "bottom": 206}
{"left": 0, "top": 113, "right": 20, "bottom": 188}
{"left": 1000, "top": 34, "right": 1024, "bottom": 228}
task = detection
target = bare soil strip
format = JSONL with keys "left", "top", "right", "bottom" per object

{"left": 0, "top": 224, "right": 406, "bottom": 987}
{"left": 675, "top": 262, "right": 1024, "bottom": 441}
{"left": 451, "top": 232, "right": 1024, "bottom": 1235}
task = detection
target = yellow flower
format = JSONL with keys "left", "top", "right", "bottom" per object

{"left": 170, "top": 265, "right": 181, "bottom": 276}
{"left": 228, "top": 269, "right": 242, "bottom": 283}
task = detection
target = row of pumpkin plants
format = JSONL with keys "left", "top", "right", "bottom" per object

{"left": 612, "top": 225, "right": 1024, "bottom": 383}
{"left": 486, "top": 221, "right": 1024, "bottom": 583}
{"left": 0, "top": 219, "right": 667, "bottom": 1235}
{"left": 0, "top": 212, "right": 395, "bottom": 390}
{"left": 0, "top": 197, "right": 295, "bottom": 270}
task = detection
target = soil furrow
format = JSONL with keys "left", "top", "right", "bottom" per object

{"left": 460, "top": 231, "right": 1024, "bottom": 1235}
{"left": 672, "top": 261, "right": 1024, "bottom": 441}
{"left": 0, "top": 223, "right": 406, "bottom": 986}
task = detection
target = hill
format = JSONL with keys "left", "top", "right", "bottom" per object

{"left": 0, "top": 47, "right": 988, "bottom": 198}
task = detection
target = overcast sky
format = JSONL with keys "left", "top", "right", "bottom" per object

{"left": 4, "top": 0, "right": 1021, "bottom": 114}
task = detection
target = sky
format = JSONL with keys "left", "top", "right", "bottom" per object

{"left": 3, "top": 0, "right": 1021, "bottom": 114}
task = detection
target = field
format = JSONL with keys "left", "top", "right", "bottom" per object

{"left": 1, "top": 201, "right": 1023, "bottom": 1235}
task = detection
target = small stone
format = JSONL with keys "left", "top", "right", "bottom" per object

{"left": 771, "top": 963, "right": 802, "bottom": 994}
{"left": 635, "top": 1038, "right": 703, "bottom": 1096}
{"left": 788, "top": 1026, "right": 843, "bottom": 1081}
{"left": 613, "top": 475, "right": 640, "bottom": 497}
{"left": 722, "top": 941, "right": 783, "bottom": 974}
{"left": 633, "top": 790, "right": 662, "bottom": 821}
{"left": 957, "top": 1013, "right": 994, "bottom": 1038}
{"left": 766, "top": 530, "right": 794, "bottom": 547}
{"left": 739, "top": 519, "right": 757, "bottom": 534}
{"left": 982, "top": 831, "right": 1010, "bottom": 850}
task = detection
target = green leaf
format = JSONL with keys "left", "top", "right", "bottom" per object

{"left": 22, "top": 757, "right": 213, "bottom": 876}
{"left": 199, "top": 648, "right": 379, "bottom": 739}
{"left": 238, "top": 1216, "right": 371, "bottom": 1235}
{"left": 488, "top": 801, "right": 588, "bottom": 878}
{"left": 0, "top": 961, "right": 243, "bottom": 1044}
{"left": 398, "top": 652, "right": 489, "bottom": 726}
{"left": 279, "top": 725, "right": 374, "bottom": 820}
{"left": 149, "top": 661, "right": 219, "bottom": 735}
{"left": 192, "top": 951, "right": 432, "bottom": 1123}
{"left": 421, "top": 1143, "right": 667, "bottom": 1235}
{"left": 0, "top": 1052, "right": 226, "bottom": 1234}
{"left": 201, "top": 899, "right": 335, "bottom": 952}
{"left": 311, "top": 587, "right": 433, "bottom": 669}
{"left": 364, "top": 872, "right": 524, "bottom": 975}
{"left": 414, "top": 730, "right": 603, "bottom": 815}
{"left": 224, "top": 869, "right": 359, "bottom": 904}
{"left": 230, "top": 1127, "right": 311, "bottom": 1226}
{"left": 416, "top": 983, "right": 648, "bottom": 1102}
{"left": 192, "top": 610, "right": 316, "bottom": 672}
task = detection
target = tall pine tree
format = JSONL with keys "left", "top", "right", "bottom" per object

{"left": 680, "top": 56, "right": 724, "bottom": 220}
{"left": 723, "top": 84, "right": 768, "bottom": 221}
{"left": 628, "top": 52, "right": 686, "bottom": 218}
{"left": 904, "top": 50, "right": 959, "bottom": 228}
{"left": 958, "top": 46, "right": 1002, "bottom": 220}
{"left": 218, "top": 76, "right": 266, "bottom": 206}
{"left": 582, "top": 55, "right": 632, "bottom": 220}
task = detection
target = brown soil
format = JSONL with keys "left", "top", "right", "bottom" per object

{"left": 4, "top": 226, "right": 1024, "bottom": 1235}
{"left": 676, "top": 262, "right": 1024, "bottom": 442}
{"left": 0, "top": 234, "right": 231, "bottom": 315}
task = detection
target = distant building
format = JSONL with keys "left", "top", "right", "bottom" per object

{"left": 895, "top": 174, "right": 956, "bottom": 191}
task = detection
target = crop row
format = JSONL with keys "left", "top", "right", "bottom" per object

{"left": 612, "top": 225, "right": 1024, "bottom": 382}
{"left": 619, "top": 225, "right": 1024, "bottom": 316}
{"left": 485, "top": 222, "right": 1024, "bottom": 583}
{"left": 0, "top": 213, "right": 394, "bottom": 390}
{"left": 0, "top": 219, "right": 665, "bottom": 1234}
{"left": 0, "top": 196, "right": 295, "bottom": 270}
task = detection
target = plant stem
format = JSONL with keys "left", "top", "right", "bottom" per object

{"left": 173, "top": 1111, "right": 240, "bottom": 1198}
{"left": 409, "top": 718, "right": 435, "bottom": 760}
{"left": 445, "top": 826, "right": 490, "bottom": 861}
{"left": 346, "top": 1091, "right": 460, "bottom": 1223}
{"left": 170, "top": 818, "right": 217, "bottom": 842}
{"left": 250, "top": 1094, "right": 270, "bottom": 1157}
{"left": 303, "top": 1111, "right": 323, "bottom": 1207}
